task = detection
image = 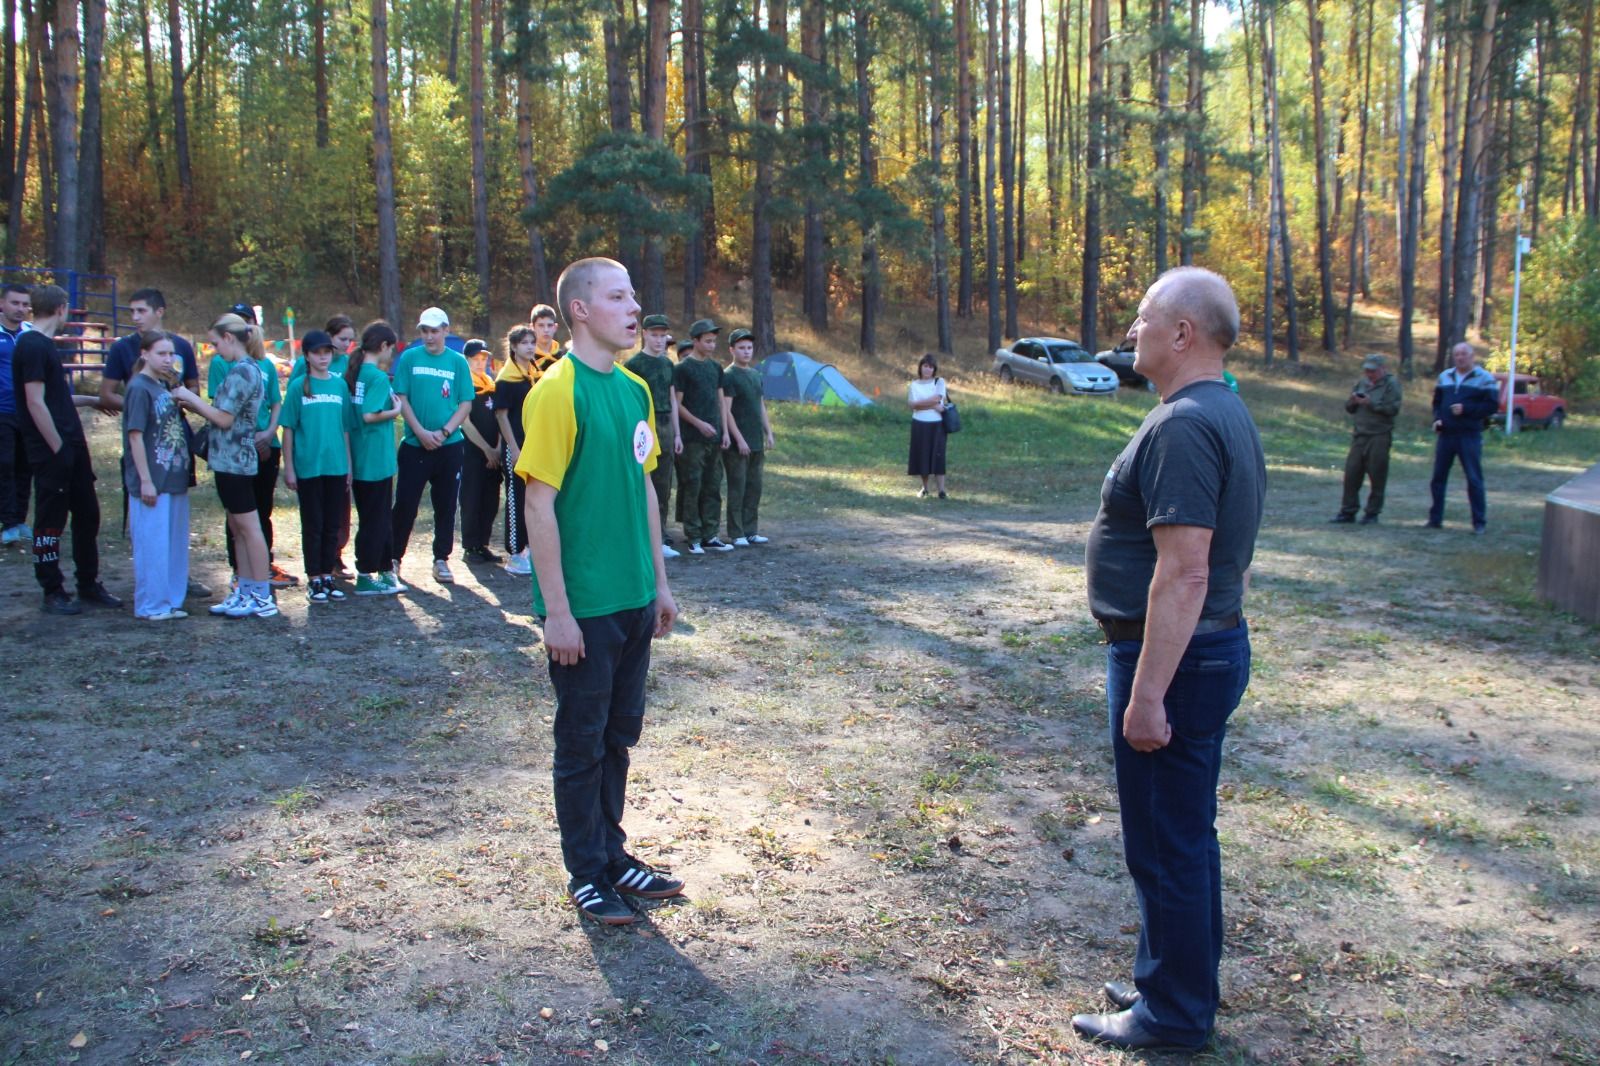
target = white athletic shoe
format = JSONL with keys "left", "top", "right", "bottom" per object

{"left": 209, "top": 590, "right": 245, "bottom": 616}
{"left": 748, "top": 534, "right": 769, "bottom": 544}
{"left": 504, "top": 552, "right": 532, "bottom": 575}
{"left": 434, "top": 558, "right": 455, "bottom": 584}
{"left": 662, "top": 543, "right": 681, "bottom": 559}
{"left": 733, "top": 537, "right": 750, "bottom": 547}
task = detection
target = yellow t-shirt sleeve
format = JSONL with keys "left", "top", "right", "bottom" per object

{"left": 514, "top": 366, "right": 578, "bottom": 490}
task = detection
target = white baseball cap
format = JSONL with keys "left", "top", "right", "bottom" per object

{"left": 417, "top": 306, "right": 449, "bottom": 329}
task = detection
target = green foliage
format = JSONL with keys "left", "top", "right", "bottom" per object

{"left": 1517, "top": 217, "right": 1600, "bottom": 397}
{"left": 535, "top": 132, "right": 706, "bottom": 249}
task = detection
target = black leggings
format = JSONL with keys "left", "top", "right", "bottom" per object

{"left": 352, "top": 478, "right": 395, "bottom": 575}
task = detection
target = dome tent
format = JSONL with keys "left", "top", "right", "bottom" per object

{"left": 758, "top": 351, "right": 875, "bottom": 407}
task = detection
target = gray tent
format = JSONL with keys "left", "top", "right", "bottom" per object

{"left": 759, "top": 351, "right": 875, "bottom": 406}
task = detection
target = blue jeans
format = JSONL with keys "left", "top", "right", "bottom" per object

{"left": 547, "top": 603, "right": 657, "bottom": 882}
{"left": 1107, "top": 623, "right": 1251, "bottom": 1045}
{"left": 1429, "top": 432, "right": 1486, "bottom": 528}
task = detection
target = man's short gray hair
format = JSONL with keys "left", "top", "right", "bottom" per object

{"left": 1151, "top": 267, "right": 1240, "bottom": 352}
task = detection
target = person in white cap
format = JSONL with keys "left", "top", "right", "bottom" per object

{"left": 391, "top": 306, "right": 474, "bottom": 584}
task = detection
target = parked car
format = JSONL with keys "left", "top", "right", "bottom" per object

{"left": 993, "top": 337, "right": 1119, "bottom": 394}
{"left": 1489, "top": 372, "right": 1567, "bottom": 431}
{"left": 1095, "top": 338, "right": 1154, "bottom": 391}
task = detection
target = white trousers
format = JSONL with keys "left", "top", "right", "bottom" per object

{"left": 129, "top": 492, "right": 191, "bottom": 618}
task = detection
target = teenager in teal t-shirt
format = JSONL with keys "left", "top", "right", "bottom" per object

{"left": 390, "top": 306, "right": 474, "bottom": 585}
{"left": 345, "top": 322, "right": 405, "bottom": 595}
{"left": 280, "top": 330, "right": 354, "bottom": 602}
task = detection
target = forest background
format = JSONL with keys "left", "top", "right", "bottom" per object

{"left": 4, "top": 0, "right": 1600, "bottom": 393}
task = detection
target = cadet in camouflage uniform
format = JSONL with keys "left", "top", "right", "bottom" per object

{"left": 674, "top": 319, "right": 731, "bottom": 553}
{"left": 720, "top": 328, "right": 774, "bottom": 546}
{"left": 624, "top": 314, "right": 682, "bottom": 558}
{"left": 1330, "top": 353, "right": 1402, "bottom": 525}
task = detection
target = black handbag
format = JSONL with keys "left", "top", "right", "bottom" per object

{"left": 184, "top": 416, "right": 209, "bottom": 462}
{"left": 941, "top": 392, "right": 962, "bottom": 434}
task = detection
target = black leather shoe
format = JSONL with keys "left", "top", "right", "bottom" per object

{"left": 77, "top": 582, "right": 123, "bottom": 609}
{"left": 1071, "top": 1009, "right": 1205, "bottom": 1052}
{"left": 1359, "top": 513, "right": 1380, "bottom": 525}
{"left": 41, "top": 590, "right": 82, "bottom": 615}
{"left": 1103, "top": 980, "right": 1142, "bottom": 1010}
{"left": 1328, "top": 513, "right": 1356, "bottom": 524}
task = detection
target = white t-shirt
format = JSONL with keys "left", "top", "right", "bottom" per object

{"left": 908, "top": 378, "right": 947, "bottom": 423}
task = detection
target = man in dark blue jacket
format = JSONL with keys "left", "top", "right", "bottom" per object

{"left": 1428, "top": 342, "right": 1499, "bottom": 534}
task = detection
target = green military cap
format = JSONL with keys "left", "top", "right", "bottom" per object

{"left": 728, "top": 328, "right": 753, "bottom": 345}
{"left": 641, "top": 314, "right": 671, "bottom": 330}
{"left": 1361, "top": 353, "right": 1387, "bottom": 370}
{"left": 676, "top": 338, "right": 695, "bottom": 355}
{"left": 689, "top": 318, "right": 720, "bottom": 338}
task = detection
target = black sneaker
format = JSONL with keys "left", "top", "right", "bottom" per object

{"left": 77, "top": 582, "right": 124, "bottom": 609}
{"left": 1328, "top": 513, "right": 1355, "bottom": 524}
{"left": 1358, "top": 513, "right": 1380, "bottom": 525}
{"left": 568, "top": 878, "right": 639, "bottom": 925}
{"left": 608, "top": 855, "right": 685, "bottom": 899}
{"left": 466, "top": 546, "right": 503, "bottom": 563}
{"left": 41, "top": 590, "right": 82, "bottom": 615}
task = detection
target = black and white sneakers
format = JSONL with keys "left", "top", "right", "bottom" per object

{"left": 568, "top": 878, "right": 639, "bottom": 925}
{"left": 607, "top": 856, "right": 686, "bottom": 899}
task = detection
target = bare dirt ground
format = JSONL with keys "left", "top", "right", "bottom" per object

{"left": 1, "top": 355, "right": 1598, "bottom": 1065}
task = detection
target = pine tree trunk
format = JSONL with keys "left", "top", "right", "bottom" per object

{"left": 681, "top": 0, "right": 709, "bottom": 318}
{"left": 515, "top": 75, "right": 550, "bottom": 303}
{"left": 447, "top": 0, "right": 462, "bottom": 82}
{"left": 4, "top": 0, "right": 32, "bottom": 263}
{"left": 1580, "top": 3, "right": 1595, "bottom": 216}
{"left": 1, "top": 0, "right": 14, "bottom": 207}
{"left": 1265, "top": 0, "right": 1298, "bottom": 362}
{"left": 81, "top": 0, "right": 107, "bottom": 272}
{"left": 138, "top": 0, "right": 168, "bottom": 203}
{"left": 1530, "top": 18, "right": 1550, "bottom": 241}
{"left": 1398, "top": 0, "right": 1434, "bottom": 380}
{"left": 167, "top": 0, "right": 193, "bottom": 201}
{"left": 469, "top": 0, "right": 492, "bottom": 334}
{"left": 854, "top": 4, "right": 880, "bottom": 355}
{"left": 955, "top": 0, "right": 974, "bottom": 317}
{"left": 1478, "top": 78, "right": 1508, "bottom": 333}
{"left": 49, "top": 0, "right": 79, "bottom": 272}
{"left": 1151, "top": 0, "right": 1170, "bottom": 275}
{"left": 931, "top": 0, "right": 953, "bottom": 353}
{"left": 1435, "top": 28, "right": 1462, "bottom": 370}
{"left": 752, "top": 0, "right": 785, "bottom": 358}
{"left": 1178, "top": 0, "right": 1203, "bottom": 264}
{"left": 371, "top": 0, "right": 403, "bottom": 329}
{"left": 1448, "top": 0, "right": 1500, "bottom": 350}
{"left": 1000, "top": 0, "right": 1017, "bottom": 339}
{"left": 1015, "top": 0, "right": 1027, "bottom": 258}
{"left": 1342, "top": 0, "right": 1374, "bottom": 349}
{"left": 313, "top": 0, "right": 330, "bottom": 148}
{"left": 801, "top": 0, "right": 828, "bottom": 331}
{"left": 1253, "top": 0, "right": 1273, "bottom": 363}
{"left": 1080, "top": 0, "right": 1106, "bottom": 353}
{"left": 1307, "top": 0, "right": 1336, "bottom": 351}
{"left": 985, "top": 0, "right": 1002, "bottom": 353}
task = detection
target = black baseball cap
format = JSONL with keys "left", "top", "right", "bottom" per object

{"left": 300, "top": 329, "right": 335, "bottom": 353}
{"left": 229, "top": 302, "right": 256, "bottom": 323}
{"left": 463, "top": 338, "right": 491, "bottom": 358}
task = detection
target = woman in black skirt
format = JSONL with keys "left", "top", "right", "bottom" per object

{"left": 907, "top": 353, "right": 949, "bottom": 498}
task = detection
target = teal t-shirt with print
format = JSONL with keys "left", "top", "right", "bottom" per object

{"left": 394, "top": 346, "right": 472, "bottom": 446}
{"left": 207, "top": 354, "right": 281, "bottom": 444}
{"left": 279, "top": 374, "right": 354, "bottom": 479}
{"left": 350, "top": 362, "right": 399, "bottom": 481}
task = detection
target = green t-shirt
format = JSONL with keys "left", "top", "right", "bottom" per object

{"left": 349, "top": 363, "right": 399, "bottom": 481}
{"left": 623, "top": 350, "right": 675, "bottom": 415}
{"left": 721, "top": 364, "right": 766, "bottom": 452}
{"left": 289, "top": 351, "right": 350, "bottom": 383}
{"left": 279, "top": 374, "right": 354, "bottom": 479}
{"left": 394, "top": 346, "right": 473, "bottom": 447}
{"left": 207, "top": 354, "right": 282, "bottom": 444}
{"left": 672, "top": 355, "right": 723, "bottom": 432}
{"left": 513, "top": 355, "right": 660, "bottom": 619}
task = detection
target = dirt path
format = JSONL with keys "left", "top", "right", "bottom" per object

{"left": 1, "top": 403, "right": 1597, "bottom": 1064}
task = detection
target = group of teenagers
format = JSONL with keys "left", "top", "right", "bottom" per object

{"left": 0, "top": 278, "right": 775, "bottom": 622}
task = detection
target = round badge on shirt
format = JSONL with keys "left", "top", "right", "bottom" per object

{"left": 633, "top": 420, "right": 654, "bottom": 465}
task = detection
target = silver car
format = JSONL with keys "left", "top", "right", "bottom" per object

{"left": 993, "top": 337, "right": 1120, "bottom": 394}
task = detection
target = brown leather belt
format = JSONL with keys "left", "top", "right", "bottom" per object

{"left": 1095, "top": 613, "right": 1242, "bottom": 644}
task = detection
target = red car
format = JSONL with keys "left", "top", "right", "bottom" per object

{"left": 1491, "top": 372, "right": 1567, "bottom": 431}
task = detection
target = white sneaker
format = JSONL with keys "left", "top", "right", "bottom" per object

{"left": 139, "top": 609, "right": 189, "bottom": 621}
{"left": 703, "top": 537, "right": 735, "bottom": 552}
{"left": 748, "top": 534, "right": 769, "bottom": 544}
{"left": 662, "top": 543, "right": 681, "bottom": 559}
{"left": 433, "top": 559, "right": 454, "bottom": 584}
{"left": 504, "top": 552, "right": 532, "bottom": 575}
{"left": 245, "top": 593, "right": 279, "bottom": 618}
{"left": 225, "top": 591, "right": 262, "bottom": 618}
{"left": 687, "top": 542, "right": 705, "bottom": 555}
{"left": 209, "top": 590, "right": 245, "bottom": 616}
{"left": 733, "top": 537, "right": 750, "bottom": 547}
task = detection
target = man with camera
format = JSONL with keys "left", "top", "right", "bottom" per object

{"left": 1330, "top": 353, "right": 1402, "bottom": 525}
